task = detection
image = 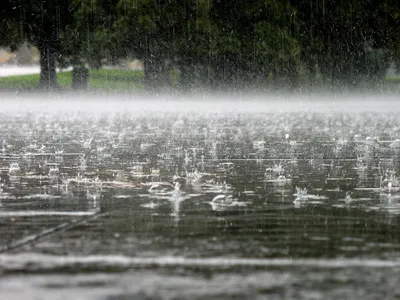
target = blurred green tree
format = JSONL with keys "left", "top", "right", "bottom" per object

{"left": 60, "top": 0, "right": 120, "bottom": 89}
{"left": 290, "top": 0, "right": 399, "bottom": 85}
{"left": 0, "top": 0, "right": 74, "bottom": 89}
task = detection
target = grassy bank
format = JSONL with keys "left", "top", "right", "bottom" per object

{"left": 0, "top": 67, "right": 399, "bottom": 93}
{"left": 0, "top": 68, "right": 144, "bottom": 91}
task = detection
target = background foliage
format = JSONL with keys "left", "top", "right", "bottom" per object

{"left": 0, "top": 0, "right": 399, "bottom": 90}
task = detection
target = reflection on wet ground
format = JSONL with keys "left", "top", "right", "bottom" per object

{"left": 1, "top": 104, "right": 400, "bottom": 298}
{"left": 1, "top": 267, "right": 399, "bottom": 300}
{"left": 2, "top": 258, "right": 400, "bottom": 300}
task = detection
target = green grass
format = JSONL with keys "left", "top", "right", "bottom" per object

{"left": 0, "top": 68, "right": 144, "bottom": 91}
{"left": 0, "top": 72, "right": 43, "bottom": 90}
{"left": 89, "top": 69, "right": 144, "bottom": 91}
{"left": 385, "top": 76, "right": 400, "bottom": 83}
{"left": 0, "top": 67, "right": 398, "bottom": 92}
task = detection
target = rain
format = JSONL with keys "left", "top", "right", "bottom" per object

{"left": 0, "top": 1, "right": 400, "bottom": 299}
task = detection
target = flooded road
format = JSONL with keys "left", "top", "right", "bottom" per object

{"left": 1, "top": 94, "right": 400, "bottom": 299}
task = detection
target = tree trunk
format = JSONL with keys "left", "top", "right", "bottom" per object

{"left": 38, "top": 41, "right": 58, "bottom": 90}
{"left": 72, "top": 66, "right": 89, "bottom": 90}
{"left": 144, "top": 54, "right": 165, "bottom": 91}
{"left": 143, "top": 37, "right": 169, "bottom": 92}
{"left": 179, "top": 61, "right": 195, "bottom": 90}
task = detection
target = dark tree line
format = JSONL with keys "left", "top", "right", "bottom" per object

{"left": 1, "top": 0, "right": 74, "bottom": 88}
{"left": 1, "top": 0, "right": 399, "bottom": 90}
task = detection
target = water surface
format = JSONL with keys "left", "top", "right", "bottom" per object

{"left": 1, "top": 95, "right": 400, "bottom": 299}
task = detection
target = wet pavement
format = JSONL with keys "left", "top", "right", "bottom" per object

{"left": 1, "top": 96, "right": 400, "bottom": 299}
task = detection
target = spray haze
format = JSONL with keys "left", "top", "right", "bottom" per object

{"left": 2, "top": 91, "right": 399, "bottom": 114}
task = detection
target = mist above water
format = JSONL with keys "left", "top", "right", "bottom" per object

{"left": 2, "top": 91, "right": 398, "bottom": 114}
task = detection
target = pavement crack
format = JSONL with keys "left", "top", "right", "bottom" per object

{"left": 0, "top": 212, "right": 108, "bottom": 254}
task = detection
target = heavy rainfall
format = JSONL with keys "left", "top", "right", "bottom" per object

{"left": 1, "top": 1, "right": 400, "bottom": 300}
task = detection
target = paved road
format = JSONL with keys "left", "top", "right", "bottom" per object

{"left": 0, "top": 65, "right": 40, "bottom": 77}
{"left": 0, "top": 65, "right": 71, "bottom": 77}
